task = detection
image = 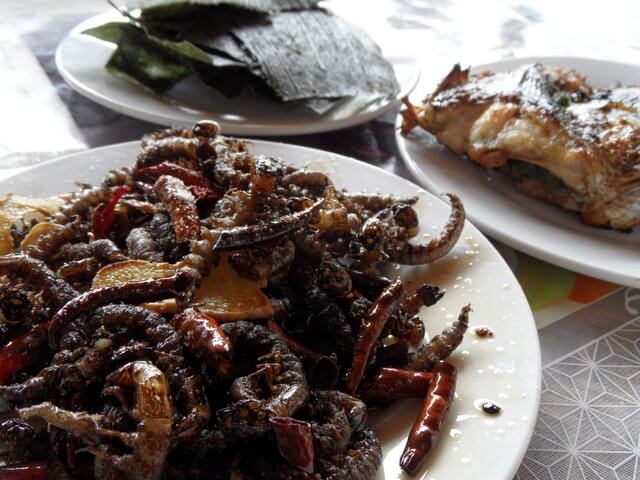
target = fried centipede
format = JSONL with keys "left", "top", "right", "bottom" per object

{"left": 0, "top": 120, "right": 473, "bottom": 479}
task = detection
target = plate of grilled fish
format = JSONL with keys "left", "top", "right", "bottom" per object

{"left": 398, "top": 57, "right": 640, "bottom": 287}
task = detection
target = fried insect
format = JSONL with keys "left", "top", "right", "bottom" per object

{"left": 99, "top": 361, "right": 174, "bottom": 480}
{"left": 0, "top": 419, "right": 47, "bottom": 465}
{"left": 210, "top": 198, "right": 324, "bottom": 250}
{"left": 407, "top": 304, "right": 470, "bottom": 371}
{"left": 265, "top": 319, "right": 339, "bottom": 389}
{"left": 52, "top": 186, "right": 113, "bottom": 225}
{"left": 48, "top": 270, "right": 195, "bottom": 345}
{"left": 170, "top": 308, "right": 232, "bottom": 377}
{"left": 1, "top": 121, "right": 473, "bottom": 480}
{"left": 269, "top": 389, "right": 368, "bottom": 476}
{"left": 177, "top": 229, "right": 219, "bottom": 280}
{"left": 388, "top": 194, "right": 465, "bottom": 265}
{"left": 217, "top": 321, "right": 308, "bottom": 437}
{"left": 126, "top": 227, "right": 164, "bottom": 263}
{"left": 21, "top": 361, "right": 174, "bottom": 480}
{"left": 387, "top": 283, "right": 444, "bottom": 345}
{"left": 228, "top": 238, "right": 295, "bottom": 281}
{"left": 402, "top": 283, "right": 445, "bottom": 315}
{"left": 281, "top": 170, "right": 330, "bottom": 191}
{"left": 316, "top": 257, "right": 352, "bottom": 297}
{"left": 154, "top": 176, "right": 201, "bottom": 244}
{"left": 317, "top": 428, "right": 382, "bottom": 480}
{"left": 137, "top": 137, "right": 203, "bottom": 170}
{"left": 340, "top": 193, "right": 418, "bottom": 214}
{"left": 27, "top": 217, "right": 88, "bottom": 261}
{"left": 92, "top": 305, "right": 210, "bottom": 438}
{"left": 304, "top": 390, "right": 366, "bottom": 456}
{"left": 0, "top": 254, "right": 78, "bottom": 311}
{"left": 251, "top": 155, "right": 286, "bottom": 196}
{"left": 101, "top": 167, "right": 134, "bottom": 188}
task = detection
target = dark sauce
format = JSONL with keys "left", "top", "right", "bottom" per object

{"left": 473, "top": 326, "right": 494, "bottom": 338}
{"left": 481, "top": 401, "right": 501, "bottom": 415}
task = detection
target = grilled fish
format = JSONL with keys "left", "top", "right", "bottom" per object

{"left": 402, "top": 63, "right": 640, "bottom": 230}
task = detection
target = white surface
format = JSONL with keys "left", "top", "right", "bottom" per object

{"left": 0, "top": 26, "right": 85, "bottom": 165}
{"left": 0, "top": 140, "right": 540, "bottom": 479}
{"left": 398, "top": 57, "right": 640, "bottom": 289}
{"left": 55, "top": 11, "right": 419, "bottom": 136}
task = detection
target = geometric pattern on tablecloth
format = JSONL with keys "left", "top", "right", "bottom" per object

{"left": 516, "top": 316, "right": 640, "bottom": 480}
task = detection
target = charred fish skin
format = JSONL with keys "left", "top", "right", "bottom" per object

{"left": 403, "top": 63, "right": 640, "bottom": 231}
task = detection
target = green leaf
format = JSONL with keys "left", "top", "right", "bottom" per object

{"left": 83, "top": 22, "right": 129, "bottom": 43}
{"left": 102, "top": 24, "right": 194, "bottom": 92}
{"left": 83, "top": 22, "right": 247, "bottom": 93}
{"left": 83, "top": 22, "right": 213, "bottom": 66}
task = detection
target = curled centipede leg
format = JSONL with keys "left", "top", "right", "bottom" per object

{"left": 388, "top": 194, "right": 465, "bottom": 265}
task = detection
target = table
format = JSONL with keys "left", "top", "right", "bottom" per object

{"left": 2, "top": 1, "right": 640, "bottom": 478}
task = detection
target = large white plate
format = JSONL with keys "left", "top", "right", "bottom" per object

{"left": 0, "top": 141, "right": 540, "bottom": 479}
{"left": 398, "top": 57, "right": 640, "bottom": 288}
{"left": 56, "top": 11, "right": 419, "bottom": 136}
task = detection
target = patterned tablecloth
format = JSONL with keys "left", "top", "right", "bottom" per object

{"left": 1, "top": 0, "right": 639, "bottom": 478}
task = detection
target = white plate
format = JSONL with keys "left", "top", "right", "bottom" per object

{"left": 0, "top": 140, "right": 540, "bottom": 479}
{"left": 398, "top": 56, "right": 640, "bottom": 288}
{"left": 56, "top": 11, "right": 419, "bottom": 136}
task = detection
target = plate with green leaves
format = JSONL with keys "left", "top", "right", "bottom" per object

{"left": 56, "top": 0, "right": 420, "bottom": 135}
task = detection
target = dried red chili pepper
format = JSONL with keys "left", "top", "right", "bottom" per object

{"left": 360, "top": 367, "right": 433, "bottom": 401}
{"left": 0, "top": 461, "right": 47, "bottom": 480}
{"left": 400, "top": 361, "right": 457, "bottom": 475}
{"left": 0, "top": 323, "right": 48, "bottom": 385}
{"left": 269, "top": 417, "right": 315, "bottom": 474}
{"left": 346, "top": 279, "right": 403, "bottom": 394}
{"left": 91, "top": 186, "right": 133, "bottom": 239}
{"left": 135, "top": 162, "right": 221, "bottom": 201}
